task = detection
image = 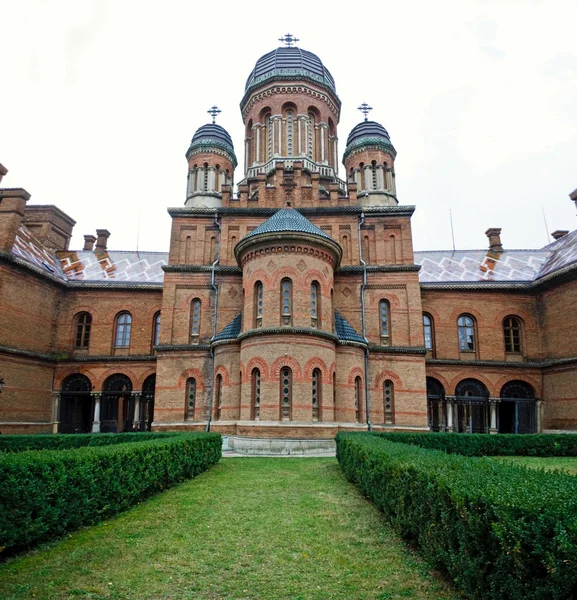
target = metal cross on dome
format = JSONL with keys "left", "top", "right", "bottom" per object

{"left": 357, "top": 103, "right": 373, "bottom": 122}
{"left": 207, "top": 106, "right": 221, "bottom": 124}
{"left": 279, "top": 33, "right": 299, "bottom": 47}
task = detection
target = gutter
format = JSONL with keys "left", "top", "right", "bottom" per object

{"left": 358, "top": 212, "right": 372, "bottom": 431}
{"left": 206, "top": 212, "right": 221, "bottom": 432}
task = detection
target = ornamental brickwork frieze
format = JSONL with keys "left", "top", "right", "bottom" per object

{"left": 240, "top": 242, "right": 337, "bottom": 269}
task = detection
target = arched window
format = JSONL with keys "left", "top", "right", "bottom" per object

{"left": 423, "top": 313, "right": 434, "bottom": 353}
{"left": 141, "top": 374, "right": 156, "bottom": 431}
{"left": 60, "top": 373, "right": 92, "bottom": 434}
{"left": 251, "top": 368, "right": 261, "bottom": 420}
{"left": 190, "top": 299, "right": 201, "bottom": 343}
{"left": 152, "top": 312, "right": 161, "bottom": 347}
{"left": 354, "top": 376, "right": 362, "bottom": 422}
{"left": 312, "top": 369, "right": 322, "bottom": 421}
{"left": 457, "top": 315, "right": 476, "bottom": 351}
{"left": 214, "top": 374, "right": 222, "bottom": 420}
{"left": 281, "top": 278, "right": 292, "bottom": 326}
{"left": 286, "top": 110, "right": 293, "bottom": 156}
{"left": 384, "top": 380, "right": 394, "bottom": 424}
{"left": 427, "top": 377, "right": 445, "bottom": 432}
{"left": 280, "top": 367, "right": 292, "bottom": 420}
{"left": 503, "top": 316, "right": 522, "bottom": 353}
{"left": 114, "top": 312, "right": 132, "bottom": 348}
{"left": 311, "top": 281, "right": 320, "bottom": 328}
{"left": 379, "top": 300, "right": 390, "bottom": 346}
{"left": 371, "top": 160, "right": 377, "bottom": 190}
{"left": 254, "top": 282, "right": 263, "bottom": 328}
{"left": 500, "top": 380, "right": 535, "bottom": 399}
{"left": 455, "top": 378, "right": 488, "bottom": 399}
{"left": 74, "top": 312, "right": 92, "bottom": 348}
{"left": 102, "top": 373, "right": 132, "bottom": 433}
{"left": 185, "top": 377, "right": 196, "bottom": 421}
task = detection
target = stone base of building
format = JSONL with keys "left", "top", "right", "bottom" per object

{"left": 0, "top": 422, "right": 52, "bottom": 435}
{"left": 227, "top": 435, "right": 336, "bottom": 455}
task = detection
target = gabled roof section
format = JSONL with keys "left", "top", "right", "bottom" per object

{"left": 213, "top": 314, "right": 241, "bottom": 342}
{"left": 535, "top": 229, "right": 577, "bottom": 280}
{"left": 11, "top": 225, "right": 68, "bottom": 280}
{"left": 241, "top": 208, "right": 334, "bottom": 242}
{"left": 334, "top": 311, "right": 366, "bottom": 344}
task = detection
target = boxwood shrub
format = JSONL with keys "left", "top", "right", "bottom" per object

{"left": 337, "top": 432, "right": 577, "bottom": 600}
{"left": 0, "top": 432, "right": 221, "bottom": 552}
{"left": 374, "top": 431, "right": 577, "bottom": 456}
{"left": 0, "top": 432, "right": 177, "bottom": 453}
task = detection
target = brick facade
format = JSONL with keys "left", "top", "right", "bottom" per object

{"left": 1, "top": 44, "right": 576, "bottom": 440}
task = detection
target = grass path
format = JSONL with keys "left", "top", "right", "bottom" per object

{"left": 0, "top": 458, "right": 458, "bottom": 600}
{"left": 492, "top": 455, "right": 577, "bottom": 475}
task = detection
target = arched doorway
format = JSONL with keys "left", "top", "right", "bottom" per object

{"left": 101, "top": 374, "right": 133, "bottom": 433}
{"left": 141, "top": 374, "right": 156, "bottom": 431}
{"left": 455, "top": 378, "right": 489, "bottom": 433}
{"left": 499, "top": 381, "right": 536, "bottom": 434}
{"left": 426, "top": 377, "right": 445, "bottom": 432}
{"left": 60, "top": 374, "right": 93, "bottom": 433}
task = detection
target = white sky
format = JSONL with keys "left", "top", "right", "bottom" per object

{"left": 2, "top": 0, "right": 576, "bottom": 253}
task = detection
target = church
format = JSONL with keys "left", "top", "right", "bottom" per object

{"left": 1, "top": 37, "right": 576, "bottom": 452}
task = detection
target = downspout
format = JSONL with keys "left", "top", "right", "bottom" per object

{"left": 206, "top": 212, "right": 221, "bottom": 432}
{"left": 358, "top": 212, "right": 372, "bottom": 431}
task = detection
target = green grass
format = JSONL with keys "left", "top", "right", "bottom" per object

{"left": 493, "top": 455, "right": 577, "bottom": 475}
{"left": 0, "top": 458, "right": 458, "bottom": 600}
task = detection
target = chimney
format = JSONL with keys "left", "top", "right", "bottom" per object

{"left": 83, "top": 234, "right": 97, "bottom": 251}
{"left": 485, "top": 228, "right": 503, "bottom": 252}
{"left": 95, "top": 229, "right": 110, "bottom": 252}
{"left": 0, "top": 164, "right": 8, "bottom": 185}
{"left": 551, "top": 230, "right": 569, "bottom": 240}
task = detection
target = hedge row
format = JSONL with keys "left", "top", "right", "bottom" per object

{"left": 0, "top": 432, "right": 221, "bottom": 552}
{"left": 374, "top": 432, "right": 577, "bottom": 456}
{"left": 0, "top": 432, "right": 178, "bottom": 453}
{"left": 336, "top": 433, "right": 577, "bottom": 600}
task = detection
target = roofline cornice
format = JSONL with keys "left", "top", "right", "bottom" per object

{"left": 168, "top": 205, "right": 416, "bottom": 217}
{"left": 237, "top": 326, "right": 340, "bottom": 344}
{"left": 369, "top": 345, "right": 428, "bottom": 355}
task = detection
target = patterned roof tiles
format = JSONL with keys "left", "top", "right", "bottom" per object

{"left": 334, "top": 311, "right": 366, "bottom": 344}
{"left": 213, "top": 314, "right": 242, "bottom": 342}
{"left": 241, "top": 208, "right": 334, "bottom": 242}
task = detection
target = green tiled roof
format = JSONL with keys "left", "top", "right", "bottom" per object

{"left": 334, "top": 311, "right": 366, "bottom": 344}
{"left": 213, "top": 314, "right": 241, "bottom": 342}
{"left": 242, "top": 208, "right": 333, "bottom": 242}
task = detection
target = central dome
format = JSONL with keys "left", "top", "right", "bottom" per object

{"left": 244, "top": 47, "right": 336, "bottom": 96}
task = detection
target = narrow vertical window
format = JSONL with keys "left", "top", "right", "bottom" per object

{"left": 286, "top": 110, "right": 293, "bottom": 156}
{"left": 379, "top": 300, "right": 390, "bottom": 346}
{"left": 281, "top": 279, "right": 292, "bottom": 326}
{"left": 423, "top": 313, "right": 434, "bottom": 353}
{"left": 185, "top": 377, "right": 196, "bottom": 421}
{"left": 458, "top": 315, "right": 475, "bottom": 351}
{"left": 75, "top": 312, "right": 92, "bottom": 348}
{"left": 254, "top": 282, "right": 263, "bottom": 328}
{"left": 371, "top": 160, "right": 377, "bottom": 190}
{"left": 312, "top": 369, "right": 322, "bottom": 421}
{"left": 384, "top": 380, "right": 395, "bottom": 424}
{"left": 215, "top": 374, "right": 222, "bottom": 420}
{"left": 114, "top": 312, "right": 132, "bottom": 347}
{"left": 354, "top": 376, "right": 362, "bottom": 423}
{"left": 280, "top": 367, "right": 292, "bottom": 420}
{"left": 152, "top": 312, "right": 161, "bottom": 348}
{"left": 504, "top": 316, "right": 522, "bottom": 353}
{"left": 251, "top": 369, "right": 260, "bottom": 420}
{"left": 190, "top": 299, "right": 201, "bottom": 343}
{"left": 333, "top": 372, "right": 337, "bottom": 406}
{"left": 311, "top": 282, "right": 320, "bottom": 328}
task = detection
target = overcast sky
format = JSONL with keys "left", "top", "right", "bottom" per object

{"left": 2, "top": 0, "right": 576, "bottom": 254}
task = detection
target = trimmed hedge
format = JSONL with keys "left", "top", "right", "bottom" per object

{"left": 337, "top": 432, "right": 577, "bottom": 600}
{"left": 0, "top": 432, "right": 221, "bottom": 552}
{"left": 374, "top": 431, "right": 577, "bottom": 456}
{"left": 0, "top": 432, "right": 177, "bottom": 453}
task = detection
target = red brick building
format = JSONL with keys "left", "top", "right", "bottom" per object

{"left": 1, "top": 42, "right": 576, "bottom": 452}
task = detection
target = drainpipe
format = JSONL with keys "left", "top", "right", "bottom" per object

{"left": 358, "top": 212, "right": 372, "bottom": 431}
{"left": 206, "top": 212, "right": 221, "bottom": 432}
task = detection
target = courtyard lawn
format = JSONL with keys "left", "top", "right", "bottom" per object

{"left": 0, "top": 458, "right": 458, "bottom": 600}
{"left": 493, "top": 455, "right": 577, "bottom": 475}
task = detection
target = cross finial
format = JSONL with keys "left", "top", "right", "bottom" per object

{"left": 279, "top": 33, "right": 299, "bottom": 47}
{"left": 207, "top": 105, "right": 221, "bottom": 124}
{"left": 357, "top": 103, "right": 373, "bottom": 122}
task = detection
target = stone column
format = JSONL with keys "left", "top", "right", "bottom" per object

{"left": 255, "top": 127, "right": 260, "bottom": 164}
{"left": 364, "top": 166, "right": 372, "bottom": 191}
{"left": 133, "top": 393, "right": 141, "bottom": 431}
{"left": 489, "top": 400, "right": 498, "bottom": 434}
{"left": 51, "top": 392, "right": 61, "bottom": 434}
{"left": 536, "top": 399, "right": 543, "bottom": 433}
{"left": 377, "top": 166, "right": 385, "bottom": 190}
{"left": 196, "top": 168, "right": 203, "bottom": 192}
{"left": 446, "top": 398, "right": 454, "bottom": 432}
{"left": 91, "top": 393, "right": 101, "bottom": 433}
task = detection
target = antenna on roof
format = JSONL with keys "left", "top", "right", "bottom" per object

{"left": 449, "top": 208, "right": 456, "bottom": 257}
{"left": 207, "top": 105, "right": 221, "bottom": 124}
{"left": 357, "top": 103, "right": 373, "bottom": 122}
{"left": 541, "top": 207, "right": 550, "bottom": 244}
{"left": 279, "top": 33, "right": 299, "bottom": 47}
{"left": 136, "top": 211, "right": 141, "bottom": 259}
